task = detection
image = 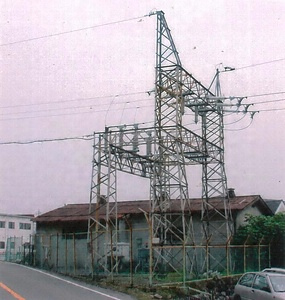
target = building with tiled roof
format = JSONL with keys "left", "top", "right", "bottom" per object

{"left": 33, "top": 194, "right": 272, "bottom": 238}
{"left": 32, "top": 195, "right": 272, "bottom": 275}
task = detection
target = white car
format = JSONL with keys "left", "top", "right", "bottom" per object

{"left": 262, "top": 268, "right": 285, "bottom": 274}
{"left": 233, "top": 271, "right": 285, "bottom": 300}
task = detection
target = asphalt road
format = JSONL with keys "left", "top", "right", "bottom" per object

{"left": 0, "top": 261, "right": 135, "bottom": 300}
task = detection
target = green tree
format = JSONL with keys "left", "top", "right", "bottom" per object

{"left": 232, "top": 213, "right": 285, "bottom": 245}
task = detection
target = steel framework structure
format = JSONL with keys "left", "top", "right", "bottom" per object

{"left": 88, "top": 11, "right": 233, "bottom": 283}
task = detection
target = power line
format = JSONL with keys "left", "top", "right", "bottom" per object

{"left": 1, "top": 92, "right": 283, "bottom": 122}
{"left": 0, "top": 103, "right": 154, "bottom": 122}
{"left": 246, "top": 91, "right": 285, "bottom": 98}
{"left": 224, "top": 113, "right": 247, "bottom": 125}
{"left": 237, "top": 97, "right": 285, "bottom": 108}
{"left": 0, "top": 98, "right": 152, "bottom": 117}
{"left": 0, "top": 120, "right": 156, "bottom": 145}
{"left": 224, "top": 119, "right": 254, "bottom": 131}
{"left": 0, "top": 91, "right": 151, "bottom": 109}
{"left": 0, "top": 92, "right": 283, "bottom": 119}
{"left": 0, "top": 15, "right": 148, "bottom": 47}
{"left": 0, "top": 90, "right": 282, "bottom": 111}
{"left": 250, "top": 98, "right": 285, "bottom": 105}
{"left": 255, "top": 107, "right": 285, "bottom": 112}
{"left": 3, "top": 101, "right": 282, "bottom": 123}
{"left": 0, "top": 135, "right": 94, "bottom": 145}
{"left": 105, "top": 95, "right": 117, "bottom": 125}
{"left": 235, "top": 58, "right": 285, "bottom": 70}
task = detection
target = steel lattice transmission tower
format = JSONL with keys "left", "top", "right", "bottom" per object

{"left": 155, "top": 10, "right": 233, "bottom": 244}
{"left": 87, "top": 10, "right": 233, "bottom": 282}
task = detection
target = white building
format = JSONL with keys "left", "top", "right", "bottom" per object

{"left": 264, "top": 199, "right": 285, "bottom": 214}
{"left": 0, "top": 214, "right": 35, "bottom": 261}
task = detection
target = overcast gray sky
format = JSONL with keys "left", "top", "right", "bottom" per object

{"left": 0, "top": 0, "right": 285, "bottom": 214}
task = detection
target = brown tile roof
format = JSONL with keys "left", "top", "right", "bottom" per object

{"left": 33, "top": 195, "right": 270, "bottom": 223}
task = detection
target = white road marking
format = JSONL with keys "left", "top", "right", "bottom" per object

{"left": 16, "top": 264, "right": 123, "bottom": 300}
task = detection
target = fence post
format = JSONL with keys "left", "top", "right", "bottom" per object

{"left": 29, "top": 234, "right": 32, "bottom": 265}
{"left": 226, "top": 235, "right": 232, "bottom": 276}
{"left": 56, "top": 233, "right": 59, "bottom": 272}
{"left": 14, "top": 236, "right": 16, "bottom": 261}
{"left": 109, "top": 225, "right": 113, "bottom": 280}
{"left": 258, "top": 237, "right": 264, "bottom": 271}
{"left": 73, "top": 233, "right": 76, "bottom": 276}
{"left": 206, "top": 236, "right": 212, "bottom": 278}
{"left": 90, "top": 230, "right": 94, "bottom": 278}
{"left": 243, "top": 235, "right": 250, "bottom": 273}
{"left": 125, "top": 218, "right": 133, "bottom": 287}
{"left": 269, "top": 239, "right": 272, "bottom": 268}
{"left": 49, "top": 234, "right": 52, "bottom": 269}
{"left": 33, "top": 234, "right": 36, "bottom": 266}
{"left": 23, "top": 241, "right": 26, "bottom": 264}
{"left": 65, "top": 234, "right": 68, "bottom": 274}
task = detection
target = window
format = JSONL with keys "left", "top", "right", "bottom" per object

{"left": 8, "top": 222, "right": 15, "bottom": 229}
{"left": 0, "top": 241, "right": 5, "bottom": 249}
{"left": 0, "top": 221, "right": 5, "bottom": 228}
{"left": 269, "top": 275, "right": 285, "bottom": 292}
{"left": 62, "top": 232, "right": 87, "bottom": 240}
{"left": 253, "top": 275, "right": 271, "bottom": 292}
{"left": 19, "top": 222, "right": 31, "bottom": 230}
{"left": 239, "top": 273, "right": 255, "bottom": 287}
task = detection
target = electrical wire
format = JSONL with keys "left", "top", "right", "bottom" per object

{"left": 104, "top": 96, "right": 116, "bottom": 125}
{"left": 2, "top": 90, "right": 283, "bottom": 111}
{"left": 1, "top": 89, "right": 284, "bottom": 122}
{"left": 119, "top": 102, "right": 129, "bottom": 124}
{"left": 224, "top": 118, "right": 254, "bottom": 131}
{"left": 249, "top": 98, "right": 285, "bottom": 105}
{"left": 224, "top": 113, "right": 247, "bottom": 126}
{"left": 0, "top": 120, "right": 157, "bottom": 146}
{"left": 246, "top": 91, "right": 285, "bottom": 98}
{"left": 235, "top": 58, "right": 285, "bottom": 70}
{"left": 0, "top": 135, "right": 94, "bottom": 145}
{"left": 0, "top": 15, "right": 148, "bottom": 47}
{"left": 0, "top": 98, "right": 152, "bottom": 117}
{"left": 223, "top": 106, "right": 241, "bottom": 117}
{"left": 255, "top": 107, "right": 285, "bottom": 112}
{"left": 0, "top": 103, "right": 154, "bottom": 122}
{"left": 1, "top": 93, "right": 283, "bottom": 119}
{"left": 0, "top": 91, "right": 151, "bottom": 110}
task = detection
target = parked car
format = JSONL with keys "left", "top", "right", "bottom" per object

{"left": 262, "top": 268, "right": 285, "bottom": 274}
{"left": 233, "top": 271, "right": 285, "bottom": 300}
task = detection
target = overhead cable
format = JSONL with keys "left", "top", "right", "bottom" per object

{"left": 250, "top": 98, "right": 285, "bottom": 105}
{"left": 0, "top": 103, "right": 153, "bottom": 122}
{"left": 235, "top": 58, "right": 285, "bottom": 70}
{"left": 256, "top": 107, "right": 285, "bottom": 112}
{"left": 0, "top": 15, "right": 147, "bottom": 47}
{"left": 0, "top": 91, "right": 151, "bottom": 109}
{"left": 224, "top": 113, "right": 247, "bottom": 125}
{"left": 224, "top": 119, "right": 254, "bottom": 131}
{"left": 246, "top": 91, "right": 285, "bottom": 98}
{"left": 0, "top": 98, "right": 152, "bottom": 117}
{"left": 0, "top": 135, "right": 94, "bottom": 145}
{"left": 0, "top": 120, "right": 156, "bottom": 146}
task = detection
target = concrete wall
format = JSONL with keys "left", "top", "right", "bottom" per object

{"left": 236, "top": 205, "right": 264, "bottom": 227}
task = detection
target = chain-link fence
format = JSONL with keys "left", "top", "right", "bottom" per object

{"left": 5, "top": 236, "right": 34, "bottom": 263}
{"left": 11, "top": 230, "right": 269, "bottom": 285}
{"left": 4, "top": 230, "right": 272, "bottom": 286}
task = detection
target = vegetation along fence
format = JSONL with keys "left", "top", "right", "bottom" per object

{"left": 4, "top": 228, "right": 273, "bottom": 286}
